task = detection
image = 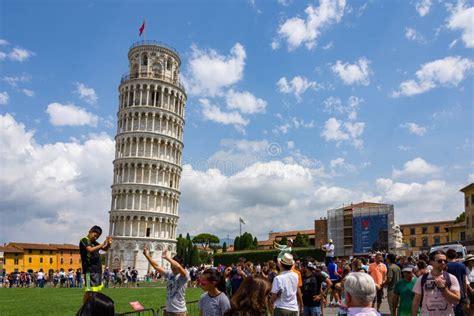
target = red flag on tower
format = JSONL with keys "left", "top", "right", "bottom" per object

{"left": 139, "top": 21, "right": 145, "bottom": 36}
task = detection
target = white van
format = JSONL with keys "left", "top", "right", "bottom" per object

{"left": 429, "top": 243, "right": 468, "bottom": 260}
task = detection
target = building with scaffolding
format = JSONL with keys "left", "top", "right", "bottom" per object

{"left": 327, "top": 202, "right": 396, "bottom": 257}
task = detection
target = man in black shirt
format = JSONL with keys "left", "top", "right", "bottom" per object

{"left": 301, "top": 262, "right": 332, "bottom": 316}
{"left": 79, "top": 225, "right": 112, "bottom": 303}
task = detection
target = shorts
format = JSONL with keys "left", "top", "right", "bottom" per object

{"left": 331, "top": 279, "right": 341, "bottom": 290}
{"left": 373, "top": 288, "right": 383, "bottom": 305}
{"left": 274, "top": 307, "right": 299, "bottom": 316}
{"left": 84, "top": 272, "right": 104, "bottom": 292}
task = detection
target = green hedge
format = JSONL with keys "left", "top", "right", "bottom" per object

{"left": 213, "top": 247, "right": 325, "bottom": 266}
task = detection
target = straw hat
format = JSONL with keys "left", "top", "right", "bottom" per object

{"left": 464, "top": 254, "right": 474, "bottom": 263}
{"left": 281, "top": 253, "right": 295, "bottom": 266}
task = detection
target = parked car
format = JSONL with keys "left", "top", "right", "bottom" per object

{"left": 430, "top": 242, "right": 467, "bottom": 259}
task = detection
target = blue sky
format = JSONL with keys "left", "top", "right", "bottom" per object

{"left": 0, "top": 0, "right": 473, "bottom": 244}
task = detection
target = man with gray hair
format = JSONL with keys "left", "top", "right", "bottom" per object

{"left": 344, "top": 272, "right": 380, "bottom": 316}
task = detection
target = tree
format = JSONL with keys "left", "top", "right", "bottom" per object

{"left": 186, "top": 239, "right": 193, "bottom": 265}
{"left": 190, "top": 245, "right": 201, "bottom": 266}
{"left": 222, "top": 242, "right": 227, "bottom": 252}
{"left": 293, "top": 233, "right": 305, "bottom": 247}
{"left": 199, "top": 251, "right": 212, "bottom": 264}
{"left": 234, "top": 236, "right": 241, "bottom": 251}
{"left": 253, "top": 237, "right": 258, "bottom": 249}
{"left": 454, "top": 212, "right": 465, "bottom": 224}
{"left": 279, "top": 236, "right": 288, "bottom": 245}
{"left": 192, "top": 233, "right": 220, "bottom": 249}
{"left": 239, "top": 232, "right": 254, "bottom": 250}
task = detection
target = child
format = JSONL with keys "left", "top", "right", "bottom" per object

{"left": 198, "top": 268, "right": 230, "bottom": 316}
{"left": 79, "top": 225, "right": 112, "bottom": 304}
{"left": 143, "top": 245, "right": 189, "bottom": 316}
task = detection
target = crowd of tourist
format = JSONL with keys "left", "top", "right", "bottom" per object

{"left": 0, "top": 266, "right": 146, "bottom": 289}
{"left": 7, "top": 226, "right": 470, "bottom": 316}
{"left": 77, "top": 246, "right": 470, "bottom": 315}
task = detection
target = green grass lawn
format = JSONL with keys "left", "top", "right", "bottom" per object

{"left": 0, "top": 286, "right": 203, "bottom": 316}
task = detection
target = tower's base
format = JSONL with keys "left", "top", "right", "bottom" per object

{"left": 106, "top": 237, "right": 176, "bottom": 277}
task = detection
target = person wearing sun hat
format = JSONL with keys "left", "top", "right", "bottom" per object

{"left": 270, "top": 253, "right": 303, "bottom": 316}
{"left": 322, "top": 239, "right": 335, "bottom": 266}
{"left": 393, "top": 265, "right": 417, "bottom": 316}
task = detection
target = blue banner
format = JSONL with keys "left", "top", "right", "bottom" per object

{"left": 353, "top": 214, "right": 388, "bottom": 254}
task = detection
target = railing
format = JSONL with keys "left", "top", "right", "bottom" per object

{"left": 130, "top": 40, "right": 180, "bottom": 57}
{"left": 120, "top": 72, "right": 186, "bottom": 93}
{"left": 118, "top": 308, "right": 156, "bottom": 316}
{"left": 158, "top": 300, "right": 199, "bottom": 316}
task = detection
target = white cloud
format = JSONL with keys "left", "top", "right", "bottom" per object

{"left": 0, "top": 114, "right": 115, "bottom": 243}
{"left": 398, "top": 145, "right": 411, "bottom": 151}
{"left": 276, "top": 76, "right": 317, "bottom": 101}
{"left": 321, "top": 118, "right": 365, "bottom": 149}
{"left": 0, "top": 51, "right": 6, "bottom": 61}
{"left": 46, "top": 103, "right": 99, "bottom": 127}
{"left": 179, "top": 160, "right": 371, "bottom": 238}
{"left": 415, "top": 0, "right": 432, "bottom": 16}
{"left": 469, "top": 173, "right": 474, "bottom": 182}
{"left": 3, "top": 74, "right": 31, "bottom": 87}
{"left": 272, "top": 116, "right": 315, "bottom": 135}
{"left": 331, "top": 57, "right": 372, "bottom": 85}
{"left": 287, "top": 141, "right": 295, "bottom": 149}
{"left": 321, "top": 118, "right": 349, "bottom": 141}
{"left": 0, "top": 91, "right": 9, "bottom": 105}
{"left": 405, "top": 27, "right": 425, "bottom": 43}
{"left": 322, "top": 42, "right": 334, "bottom": 50}
{"left": 21, "top": 89, "right": 34, "bottom": 97}
{"left": 225, "top": 89, "right": 267, "bottom": 114}
{"left": 400, "top": 122, "right": 427, "bottom": 136}
{"left": 447, "top": 1, "right": 474, "bottom": 48}
{"left": 199, "top": 98, "right": 248, "bottom": 128}
{"left": 329, "top": 157, "right": 357, "bottom": 175}
{"left": 207, "top": 139, "right": 274, "bottom": 174}
{"left": 273, "top": 0, "right": 346, "bottom": 50}
{"left": 392, "top": 56, "right": 474, "bottom": 97}
{"left": 392, "top": 157, "right": 442, "bottom": 179}
{"left": 0, "top": 39, "right": 9, "bottom": 46}
{"left": 323, "top": 96, "right": 363, "bottom": 120}
{"left": 8, "top": 47, "right": 35, "bottom": 62}
{"left": 74, "top": 82, "right": 98, "bottom": 105}
{"left": 185, "top": 43, "right": 246, "bottom": 96}
{"left": 376, "top": 178, "right": 460, "bottom": 222}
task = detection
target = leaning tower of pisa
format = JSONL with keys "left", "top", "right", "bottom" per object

{"left": 107, "top": 40, "right": 186, "bottom": 275}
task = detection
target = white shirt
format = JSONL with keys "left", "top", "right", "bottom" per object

{"left": 324, "top": 243, "right": 335, "bottom": 257}
{"left": 413, "top": 271, "right": 460, "bottom": 316}
{"left": 37, "top": 272, "right": 44, "bottom": 280}
{"left": 271, "top": 270, "right": 299, "bottom": 311}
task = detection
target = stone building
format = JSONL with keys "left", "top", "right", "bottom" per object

{"left": 400, "top": 220, "right": 453, "bottom": 254}
{"left": 461, "top": 183, "right": 474, "bottom": 239}
{"left": 107, "top": 40, "right": 186, "bottom": 275}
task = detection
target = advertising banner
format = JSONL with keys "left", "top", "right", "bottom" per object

{"left": 353, "top": 214, "right": 388, "bottom": 254}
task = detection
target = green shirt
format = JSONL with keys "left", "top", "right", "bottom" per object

{"left": 394, "top": 277, "right": 417, "bottom": 316}
{"left": 387, "top": 263, "right": 401, "bottom": 291}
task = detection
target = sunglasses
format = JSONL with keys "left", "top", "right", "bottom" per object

{"left": 437, "top": 259, "right": 447, "bottom": 264}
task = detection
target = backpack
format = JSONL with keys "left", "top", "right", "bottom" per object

{"left": 420, "top": 271, "right": 452, "bottom": 308}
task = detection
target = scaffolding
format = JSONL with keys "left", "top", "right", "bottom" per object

{"left": 327, "top": 204, "right": 395, "bottom": 257}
